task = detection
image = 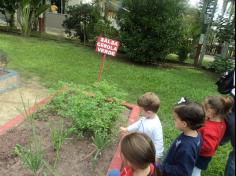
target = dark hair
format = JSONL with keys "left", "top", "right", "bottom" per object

{"left": 137, "top": 92, "right": 160, "bottom": 113}
{"left": 174, "top": 102, "right": 205, "bottom": 130}
{"left": 121, "top": 132, "right": 159, "bottom": 176}
{"left": 204, "top": 96, "right": 234, "bottom": 118}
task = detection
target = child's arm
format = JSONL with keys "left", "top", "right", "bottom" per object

{"left": 120, "top": 119, "right": 142, "bottom": 133}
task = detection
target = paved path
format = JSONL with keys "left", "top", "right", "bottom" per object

{"left": 204, "top": 55, "right": 215, "bottom": 62}
{"left": 0, "top": 79, "right": 48, "bottom": 126}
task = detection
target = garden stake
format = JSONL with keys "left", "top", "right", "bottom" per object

{"left": 97, "top": 54, "right": 106, "bottom": 81}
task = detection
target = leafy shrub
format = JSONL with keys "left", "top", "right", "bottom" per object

{"left": 209, "top": 55, "right": 234, "bottom": 73}
{"left": 178, "top": 46, "right": 190, "bottom": 62}
{"left": 47, "top": 81, "right": 126, "bottom": 138}
{"left": 63, "top": 4, "right": 101, "bottom": 43}
{"left": 117, "top": 0, "right": 186, "bottom": 64}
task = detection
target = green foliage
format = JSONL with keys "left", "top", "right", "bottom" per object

{"left": 215, "top": 16, "right": 235, "bottom": 44}
{"left": 18, "top": 0, "right": 49, "bottom": 36}
{"left": 93, "top": 20, "right": 119, "bottom": 40}
{"left": 48, "top": 81, "right": 126, "bottom": 138}
{"left": 63, "top": 3, "right": 101, "bottom": 43}
{"left": 209, "top": 55, "right": 234, "bottom": 73}
{"left": 178, "top": 7, "right": 201, "bottom": 62}
{"left": 0, "top": 0, "right": 19, "bottom": 27}
{"left": 50, "top": 119, "right": 67, "bottom": 167}
{"left": 15, "top": 130, "right": 44, "bottom": 176}
{"left": 117, "top": 0, "right": 187, "bottom": 64}
{"left": 92, "top": 131, "right": 110, "bottom": 160}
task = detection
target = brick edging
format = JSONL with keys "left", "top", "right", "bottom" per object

{"left": 106, "top": 102, "right": 140, "bottom": 175}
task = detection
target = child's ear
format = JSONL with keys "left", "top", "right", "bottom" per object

{"left": 147, "top": 110, "right": 154, "bottom": 114}
{"left": 182, "top": 121, "right": 188, "bottom": 128}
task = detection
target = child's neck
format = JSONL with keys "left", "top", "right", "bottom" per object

{"left": 146, "top": 113, "right": 156, "bottom": 119}
{"left": 183, "top": 128, "right": 198, "bottom": 137}
{"left": 209, "top": 115, "right": 223, "bottom": 122}
{"left": 134, "top": 166, "right": 150, "bottom": 176}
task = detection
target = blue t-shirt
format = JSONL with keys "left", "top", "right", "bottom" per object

{"left": 161, "top": 133, "right": 201, "bottom": 176}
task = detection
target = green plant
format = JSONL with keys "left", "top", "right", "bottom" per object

{"left": 50, "top": 119, "right": 67, "bottom": 167}
{"left": 63, "top": 3, "right": 101, "bottom": 43}
{"left": 47, "top": 81, "right": 125, "bottom": 137}
{"left": 0, "top": 0, "right": 19, "bottom": 28}
{"left": 117, "top": 0, "right": 186, "bottom": 64}
{"left": 92, "top": 131, "right": 109, "bottom": 161}
{"left": 18, "top": 0, "right": 49, "bottom": 36}
{"left": 15, "top": 137, "right": 43, "bottom": 175}
{"left": 209, "top": 55, "right": 234, "bottom": 73}
{"left": 178, "top": 44, "right": 191, "bottom": 62}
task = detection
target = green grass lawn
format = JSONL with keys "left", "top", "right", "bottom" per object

{"left": 0, "top": 33, "right": 232, "bottom": 176}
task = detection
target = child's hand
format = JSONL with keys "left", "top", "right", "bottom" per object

{"left": 120, "top": 127, "right": 128, "bottom": 134}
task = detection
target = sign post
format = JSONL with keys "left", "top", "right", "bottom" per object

{"left": 95, "top": 37, "right": 120, "bottom": 81}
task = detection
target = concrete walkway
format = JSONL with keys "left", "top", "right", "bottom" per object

{"left": 0, "top": 79, "right": 48, "bottom": 126}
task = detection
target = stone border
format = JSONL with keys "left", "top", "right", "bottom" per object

{"left": 0, "top": 70, "right": 20, "bottom": 94}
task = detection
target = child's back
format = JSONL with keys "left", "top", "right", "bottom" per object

{"left": 120, "top": 92, "right": 164, "bottom": 162}
{"left": 192, "top": 96, "right": 234, "bottom": 175}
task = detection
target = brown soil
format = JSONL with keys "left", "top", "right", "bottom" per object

{"left": 0, "top": 109, "right": 130, "bottom": 176}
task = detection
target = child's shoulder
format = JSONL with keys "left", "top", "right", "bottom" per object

{"left": 175, "top": 134, "right": 201, "bottom": 148}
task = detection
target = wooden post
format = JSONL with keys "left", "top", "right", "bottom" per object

{"left": 97, "top": 54, "right": 107, "bottom": 81}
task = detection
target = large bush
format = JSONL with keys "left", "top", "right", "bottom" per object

{"left": 209, "top": 55, "right": 234, "bottom": 74}
{"left": 117, "top": 0, "right": 186, "bottom": 64}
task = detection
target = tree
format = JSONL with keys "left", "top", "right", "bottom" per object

{"left": 0, "top": 0, "right": 19, "bottom": 28}
{"left": 17, "top": 0, "right": 49, "bottom": 36}
{"left": 117, "top": 0, "right": 187, "bottom": 64}
{"left": 63, "top": 3, "right": 101, "bottom": 43}
{"left": 178, "top": 7, "right": 201, "bottom": 62}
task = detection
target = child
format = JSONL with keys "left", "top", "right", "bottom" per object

{"left": 108, "top": 132, "right": 161, "bottom": 176}
{"left": 192, "top": 96, "right": 234, "bottom": 176}
{"left": 159, "top": 98, "right": 205, "bottom": 176}
{"left": 51, "top": 2, "right": 58, "bottom": 13}
{"left": 120, "top": 92, "right": 164, "bottom": 163}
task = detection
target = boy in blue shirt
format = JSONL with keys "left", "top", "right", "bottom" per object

{"left": 159, "top": 98, "right": 205, "bottom": 176}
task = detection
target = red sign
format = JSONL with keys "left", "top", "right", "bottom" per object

{"left": 96, "top": 37, "right": 120, "bottom": 57}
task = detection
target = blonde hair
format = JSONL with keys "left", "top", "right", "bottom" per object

{"left": 137, "top": 92, "right": 160, "bottom": 113}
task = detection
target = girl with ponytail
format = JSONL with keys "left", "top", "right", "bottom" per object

{"left": 192, "top": 96, "right": 234, "bottom": 176}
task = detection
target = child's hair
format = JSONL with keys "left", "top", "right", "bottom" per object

{"left": 203, "top": 96, "right": 234, "bottom": 118}
{"left": 121, "top": 132, "right": 159, "bottom": 176}
{"left": 174, "top": 102, "right": 205, "bottom": 130}
{"left": 137, "top": 92, "right": 160, "bottom": 113}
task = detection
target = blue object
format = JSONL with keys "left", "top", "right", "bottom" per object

{"left": 108, "top": 170, "right": 120, "bottom": 176}
{"left": 161, "top": 133, "right": 201, "bottom": 176}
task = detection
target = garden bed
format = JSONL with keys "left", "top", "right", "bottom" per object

{"left": 0, "top": 109, "right": 129, "bottom": 176}
{"left": 0, "top": 81, "right": 129, "bottom": 176}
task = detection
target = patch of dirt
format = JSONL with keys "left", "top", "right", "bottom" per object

{"left": 0, "top": 109, "right": 130, "bottom": 176}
